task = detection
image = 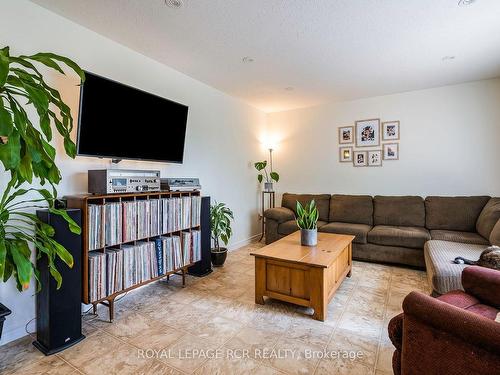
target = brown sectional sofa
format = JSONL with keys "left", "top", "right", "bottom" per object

{"left": 264, "top": 193, "right": 500, "bottom": 295}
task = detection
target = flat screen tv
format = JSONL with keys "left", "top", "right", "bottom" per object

{"left": 77, "top": 72, "right": 188, "bottom": 163}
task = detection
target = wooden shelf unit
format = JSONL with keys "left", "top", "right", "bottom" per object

{"left": 66, "top": 190, "right": 201, "bottom": 321}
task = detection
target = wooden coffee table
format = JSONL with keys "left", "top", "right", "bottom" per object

{"left": 250, "top": 231, "right": 354, "bottom": 321}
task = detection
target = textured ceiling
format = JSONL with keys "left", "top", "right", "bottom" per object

{"left": 31, "top": 0, "right": 500, "bottom": 112}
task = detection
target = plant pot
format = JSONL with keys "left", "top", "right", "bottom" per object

{"left": 264, "top": 182, "right": 274, "bottom": 192}
{"left": 211, "top": 248, "right": 228, "bottom": 267}
{"left": 301, "top": 228, "right": 318, "bottom": 246}
{"left": 0, "top": 303, "right": 12, "bottom": 341}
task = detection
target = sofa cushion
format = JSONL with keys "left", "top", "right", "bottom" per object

{"left": 368, "top": 225, "right": 430, "bottom": 249}
{"left": 281, "top": 193, "right": 331, "bottom": 222}
{"left": 490, "top": 220, "right": 500, "bottom": 247}
{"left": 430, "top": 230, "right": 490, "bottom": 245}
{"left": 329, "top": 194, "right": 373, "bottom": 225}
{"left": 373, "top": 196, "right": 425, "bottom": 227}
{"left": 424, "top": 240, "right": 486, "bottom": 294}
{"left": 437, "top": 290, "right": 499, "bottom": 321}
{"left": 425, "top": 196, "right": 490, "bottom": 232}
{"left": 319, "top": 222, "right": 372, "bottom": 244}
{"left": 277, "top": 220, "right": 328, "bottom": 236}
{"left": 476, "top": 198, "right": 500, "bottom": 239}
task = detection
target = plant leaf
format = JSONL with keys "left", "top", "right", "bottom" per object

{"left": 0, "top": 239, "right": 6, "bottom": 279}
{"left": 0, "top": 97, "right": 14, "bottom": 136}
{"left": 0, "top": 46, "right": 9, "bottom": 86}
{"left": 9, "top": 240, "right": 32, "bottom": 290}
{"left": 270, "top": 172, "right": 279, "bottom": 182}
{"left": 49, "top": 208, "right": 81, "bottom": 234}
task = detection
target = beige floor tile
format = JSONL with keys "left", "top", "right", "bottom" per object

{"left": 159, "top": 333, "right": 220, "bottom": 373}
{"left": 314, "top": 357, "right": 374, "bottom": 375}
{"left": 0, "top": 336, "right": 46, "bottom": 374}
{"left": 103, "top": 312, "right": 157, "bottom": 340}
{"left": 194, "top": 356, "right": 282, "bottom": 375}
{"left": 285, "top": 316, "right": 334, "bottom": 347}
{"left": 263, "top": 336, "right": 323, "bottom": 375}
{"left": 376, "top": 342, "right": 395, "bottom": 373}
{"left": 185, "top": 315, "right": 244, "bottom": 345}
{"left": 337, "top": 312, "right": 384, "bottom": 340}
{"left": 127, "top": 324, "right": 185, "bottom": 351}
{"left": 9, "top": 355, "right": 78, "bottom": 375}
{"left": 328, "top": 327, "right": 379, "bottom": 367}
{"left": 224, "top": 327, "right": 281, "bottom": 361}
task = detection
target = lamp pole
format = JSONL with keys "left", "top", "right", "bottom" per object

{"left": 269, "top": 148, "right": 273, "bottom": 173}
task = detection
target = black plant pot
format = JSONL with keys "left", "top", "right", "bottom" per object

{"left": 0, "top": 303, "right": 12, "bottom": 341}
{"left": 211, "top": 248, "right": 228, "bottom": 267}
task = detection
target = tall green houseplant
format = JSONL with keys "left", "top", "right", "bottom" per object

{"left": 0, "top": 46, "right": 84, "bottom": 291}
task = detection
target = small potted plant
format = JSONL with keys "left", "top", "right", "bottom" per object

{"left": 210, "top": 202, "right": 234, "bottom": 267}
{"left": 254, "top": 161, "right": 279, "bottom": 192}
{"left": 296, "top": 200, "right": 319, "bottom": 246}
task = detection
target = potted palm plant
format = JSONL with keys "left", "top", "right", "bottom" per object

{"left": 254, "top": 160, "right": 279, "bottom": 192}
{"left": 296, "top": 200, "right": 319, "bottom": 246}
{"left": 0, "top": 46, "right": 84, "bottom": 339}
{"left": 210, "top": 202, "right": 234, "bottom": 267}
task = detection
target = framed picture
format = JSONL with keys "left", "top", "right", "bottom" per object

{"left": 338, "top": 126, "right": 354, "bottom": 144}
{"left": 353, "top": 151, "right": 367, "bottom": 167}
{"left": 355, "top": 119, "right": 380, "bottom": 147}
{"left": 339, "top": 146, "right": 353, "bottom": 162}
{"left": 383, "top": 143, "right": 399, "bottom": 160}
{"left": 382, "top": 121, "right": 400, "bottom": 140}
{"left": 368, "top": 150, "right": 382, "bottom": 167}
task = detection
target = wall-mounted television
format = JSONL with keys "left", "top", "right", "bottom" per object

{"left": 77, "top": 72, "right": 189, "bottom": 163}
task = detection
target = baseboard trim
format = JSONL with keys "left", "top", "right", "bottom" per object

{"left": 0, "top": 322, "right": 35, "bottom": 346}
{"left": 227, "top": 233, "right": 262, "bottom": 251}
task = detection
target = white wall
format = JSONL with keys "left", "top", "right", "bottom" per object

{"left": 267, "top": 79, "right": 500, "bottom": 199}
{"left": 0, "top": 0, "right": 266, "bottom": 345}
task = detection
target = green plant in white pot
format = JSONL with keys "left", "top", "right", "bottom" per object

{"left": 210, "top": 202, "right": 234, "bottom": 267}
{"left": 296, "top": 200, "right": 319, "bottom": 246}
{"left": 254, "top": 160, "right": 279, "bottom": 192}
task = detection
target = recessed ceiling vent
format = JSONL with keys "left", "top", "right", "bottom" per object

{"left": 165, "top": 0, "right": 184, "bottom": 9}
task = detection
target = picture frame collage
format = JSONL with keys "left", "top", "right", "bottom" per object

{"left": 338, "top": 118, "right": 400, "bottom": 167}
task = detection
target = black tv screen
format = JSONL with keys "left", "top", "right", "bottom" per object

{"left": 77, "top": 72, "right": 188, "bottom": 163}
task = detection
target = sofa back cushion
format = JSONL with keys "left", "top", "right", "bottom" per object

{"left": 374, "top": 196, "right": 425, "bottom": 227}
{"left": 329, "top": 195, "right": 373, "bottom": 225}
{"left": 476, "top": 198, "right": 500, "bottom": 239}
{"left": 281, "top": 193, "right": 331, "bottom": 222}
{"left": 425, "top": 196, "right": 490, "bottom": 232}
{"left": 490, "top": 220, "right": 500, "bottom": 246}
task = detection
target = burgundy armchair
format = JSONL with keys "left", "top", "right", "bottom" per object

{"left": 388, "top": 266, "right": 500, "bottom": 375}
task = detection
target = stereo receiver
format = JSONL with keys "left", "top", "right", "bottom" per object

{"left": 88, "top": 169, "right": 161, "bottom": 194}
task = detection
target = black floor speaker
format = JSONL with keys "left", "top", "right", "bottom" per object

{"left": 188, "top": 196, "right": 213, "bottom": 277}
{"left": 33, "top": 209, "right": 85, "bottom": 355}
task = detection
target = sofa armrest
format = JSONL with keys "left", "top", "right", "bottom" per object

{"left": 462, "top": 266, "right": 500, "bottom": 309}
{"left": 403, "top": 291, "right": 500, "bottom": 354}
{"left": 264, "top": 207, "right": 295, "bottom": 224}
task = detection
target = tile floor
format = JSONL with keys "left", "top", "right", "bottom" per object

{"left": 0, "top": 241, "right": 430, "bottom": 375}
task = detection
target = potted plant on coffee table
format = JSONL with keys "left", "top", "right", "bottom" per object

{"left": 210, "top": 202, "right": 234, "bottom": 267}
{"left": 296, "top": 200, "right": 319, "bottom": 246}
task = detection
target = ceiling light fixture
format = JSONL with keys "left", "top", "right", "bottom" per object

{"left": 442, "top": 55, "right": 456, "bottom": 61}
{"left": 242, "top": 56, "right": 254, "bottom": 63}
{"left": 458, "top": 0, "right": 477, "bottom": 6}
{"left": 165, "top": 0, "right": 183, "bottom": 9}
